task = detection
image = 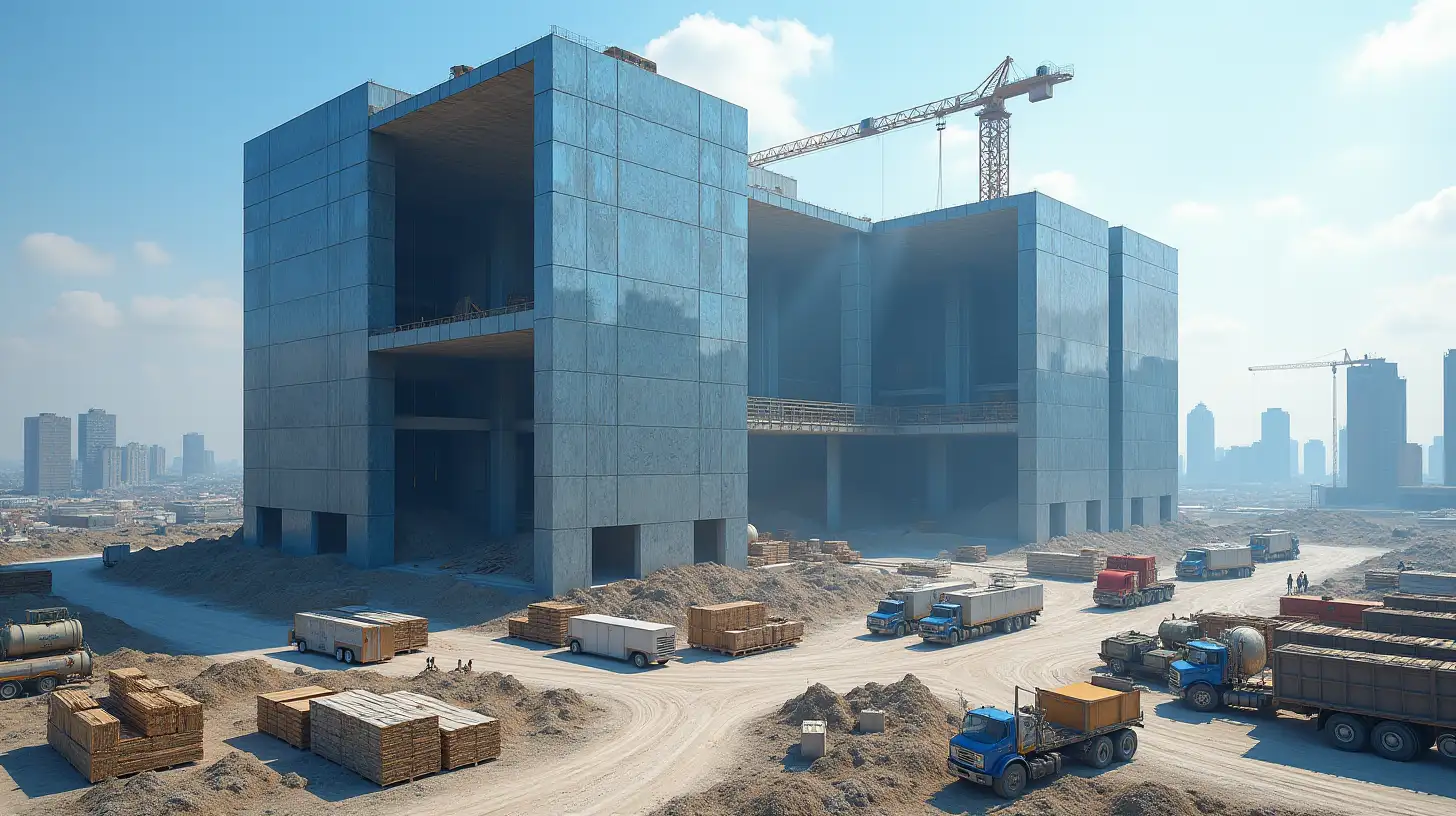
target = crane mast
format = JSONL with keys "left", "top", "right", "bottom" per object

{"left": 1248, "top": 350, "right": 1384, "bottom": 488}
{"left": 747, "top": 57, "right": 1074, "bottom": 201}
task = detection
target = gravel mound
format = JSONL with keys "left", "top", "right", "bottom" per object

{"left": 176, "top": 658, "right": 293, "bottom": 707}
{"left": 997, "top": 777, "right": 1341, "bottom": 816}
{"left": 73, "top": 753, "right": 295, "bottom": 816}
{"left": 93, "top": 649, "right": 211, "bottom": 687}
{"left": 779, "top": 683, "right": 856, "bottom": 729}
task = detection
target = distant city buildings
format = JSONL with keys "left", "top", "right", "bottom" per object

{"left": 1338, "top": 426, "right": 1348, "bottom": 487}
{"left": 99, "top": 446, "right": 124, "bottom": 490}
{"left": 1433, "top": 436, "right": 1445, "bottom": 484}
{"left": 1399, "top": 442, "right": 1423, "bottom": 487}
{"left": 77, "top": 408, "right": 116, "bottom": 491}
{"left": 1260, "top": 408, "right": 1292, "bottom": 483}
{"left": 183, "top": 433, "right": 206, "bottom": 477}
{"left": 122, "top": 442, "right": 149, "bottom": 485}
{"left": 1446, "top": 350, "right": 1455, "bottom": 487}
{"left": 1347, "top": 361, "right": 1406, "bottom": 502}
{"left": 204, "top": 450, "right": 216, "bottom": 476}
{"left": 148, "top": 444, "right": 167, "bottom": 480}
{"left": 23, "top": 413, "right": 71, "bottom": 497}
{"left": 1186, "top": 403, "right": 1215, "bottom": 485}
{"left": 1304, "top": 439, "right": 1327, "bottom": 484}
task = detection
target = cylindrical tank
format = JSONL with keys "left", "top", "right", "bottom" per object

{"left": 746, "top": 523, "right": 759, "bottom": 543}
{"left": 4, "top": 649, "right": 92, "bottom": 681}
{"left": 1, "top": 618, "right": 84, "bottom": 658}
{"left": 1158, "top": 618, "right": 1201, "bottom": 648}
{"left": 1224, "top": 626, "right": 1268, "bottom": 676}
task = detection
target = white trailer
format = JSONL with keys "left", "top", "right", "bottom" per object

{"left": 566, "top": 614, "right": 677, "bottom": 669}
{"left": 290, "top": 611, "right": 395, "bottom": 664}
{"left": 1249, "top": 530, "right": 1298, "bottom": 562}
{"left": 893, "top": 582, "right": 977, "bottom": 620}
{"left": 1177, "top": 543, "right": 1255, "bottom": 580}
{"left": 919, "top": 577, "right": 1045, "bottom": 644}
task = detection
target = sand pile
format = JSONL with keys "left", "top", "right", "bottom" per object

{"left": 1321, "top": 528, "right": 1456, "bottom": 598}
{"left": 176, "top": 658, "right": 294, "bottom": 707}
{"left": 94, "top": 649, "right": 212, "bottom": 687}
{"left": 0, "top": 523, "right": 236, "bottom": 566}
{"left": 997, "top": 776, "right": 1340, "bottom": 816}
{"left": 72, "top": 752, "right": 304, "bottom": 816}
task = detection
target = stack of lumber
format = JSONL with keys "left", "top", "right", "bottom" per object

{"left": 333, "top": 607, "right": 429, "bottom": 651}
{"left": 1364, "top": 570, "right": 1401, "bottom": 590}
{"left": 1025, "top": 549, "right": 1106, "bottom": 580}
{"left": 385, "top": 690, "right": 501, "bottom": 769}
{"left": 687, "top": 601, "right": 802, "bottom": 655}
{"left": 1397, "top": 570, "right": 1456, "bottom": 597}
{"left": 788, "top": 541, "right": 826, "bottom": 562}
{"left": 1384, "top": 593, "right": 1456, "bottom": 614}
{"left": 1362, "top": 607, "right": 1456, "bottom": 639}
{"left": 954, "top": 545, "right": 988, "bottom": 563}
{"left": 257, "top": 686, "right": 336, "bottom": 748}
{"left": 506, "top": 601, "right": 586, "bottom": 647}
{"left": 746, "top": 556, "right": 766, "bottom": 568}
{"left": 898, "top": 561, "right": 952, "bottom": 579}
{"left": 48, "top": 671, "right": 203, "bottom": 783}
{"left": 775, "top": 530, "right": 796, "bottom": 542}
{"left": 310, "top": 689, "right": 440, "bottom": 786}
{"left": 0, "top": 569, "right": 51, "bottom": 596}
{"left": 820, "top": 540, "right": 862, "bottom": 564}
{"left": 748, "top": 540, "right": 790, "bottom": 564}
{"left": 106, "top": 667, "right": 148, "bottom": 697}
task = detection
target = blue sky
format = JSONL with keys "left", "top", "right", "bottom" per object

{"left": 2, "top": 1, "right": 1453, "bottom": 464}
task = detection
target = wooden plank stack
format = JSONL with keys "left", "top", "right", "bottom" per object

{"left": 746, "top": 556, "right": 766, "bottom": 568}
{"left": 687, "top": 601, "right": 802, "bottom": 655}
{"left": 820, "top": 540, "right": 862, "bottom": 564}
{"left": 310, "top": 689, "right": 440, "bottom": 786}
{"left": 1365, "top": 570, "right": 1402, "bottom": 590}
{"left": 0, "top": 569, "right": 52, "bottom": 596}
{"left": 257, "top": 686, "right": 337, "bottom": 749}
{"left": 333, "top": 607, "right": 430, "bottom": 651}
{"left": 898, "top": 561, "right": 953, "bottom": 579}
{"left": 788, "top": 541, "right": 826, "bottom": 562}
{"left": 385, "top": 691, "right": 501, "bottom": 769}
{"left": 48, "top": 670, "right": 203, "bottom": 783}
{"left": 748, "top": 540, "right": 790, "bottom": 564}
{"left": 1025, "top": 549, "right": 1107, "bottom": 580}
{"left": 506, "top": 601, "right": 586, "bottom": 646}
{"left": 954, "top": 545, "right": 989, "bottom": 563}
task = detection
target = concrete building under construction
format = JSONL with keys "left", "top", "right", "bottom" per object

{"left": 241, "top": 31, "right": 1178, "bottom": 593}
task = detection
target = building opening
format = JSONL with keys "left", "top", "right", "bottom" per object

{"left": 1085, "top": 500, "right": 1102, "bottom": 533}
{"left": 694, "top": 519, "right": 725, "bottom": 564}
{"left": 315, "top": 511, "right": 347, "bottom": 554}
{"left": 1049, "top": 502, "right": 1067, "bottom": 538}
{"left": 592, "top": 525, "right": 640, "bottom": 585}
{"left": 257, "top": 507, "right": 282, "bottom": 548}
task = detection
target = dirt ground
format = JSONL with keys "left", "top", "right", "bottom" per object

{"left": 1320, "top": 527, "right": 1456, "bottom": 598}
{"left": 0, "top": 524, "right": 239, "bottom": 566}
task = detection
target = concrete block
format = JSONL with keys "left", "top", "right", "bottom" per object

{"left": 534, "top": 527, "right": 590, "bottom": 595}
{"left": 699, "top": 429, "right": 723, "bottom": 472}
{"left": 720, "top": 385, "right": 748, "bottom": 430}
{"left": 587, "top": 424, "right": 618, "bottom": 476}
{"left": 586, "top": 270, "right": 618, "bottom": 325}
{"left": 270, "top": 148, "right": 328, "bottom": 198}
{"left": 722, "top": 516, "right": 748, "bottom": 567}
{"left": 541, "top": 317, "right": 588, "bottom": 371}
{"left": 699, "top": 184, "right": 721, "bottom": 232}
{"left": 281, "top": 509, "right": 318, "bottom": 556}
{"left": 617, "top": 328, "right": 699, "bottom": 380}
{"left": 587, "top": 102, "right": 617, "bottom": 156}
{"left": 619, "top": 376, "right": 699, "bottom": 428}
{"left": 699, "top": 337, "right": 723, "bottom": 385}
{"left": 638, "top": 521, "right": 693, "bottom": 576}
{"left": 619, "top": 160, "right": 698, "bottom": 224}
{"left": 698, "top": 139, "right": 722, "bottom": 188}
{"left": 586, "top": 475, "right": 618, "bottom": 527}
{"left": 269, "top": 249, "right": 328, "bottom": 305}
{"left": 618, "top": 277, "right": 699, "bottom": 335}
{"left": 338, "top": 469, "right": 393, "bottom": 517}
{"left": 721, "top": 295, "right": 747, "bottom": 343}
{"left": 587, "top": 152, "right": 616, "bottom": 207}
{"left": 699, "top": 231, "right": 722, "bottom": 293}
{"left": 618, "top": 426, "right": 699, "bottom": 475}
{"left": 244, "top": 470, "right": 270, "bottom": 508}
{"left": 721, "top": 430, "right": 747, "bottom": 474}
{"left": 544, "top": 141, "right": 588, "bottom": 198}
{"left": 801, "top": 721, "right": 826, "bottom": 760}
{"left": 244, "top": 175, "right": 269, "bottom": 209}
{"left": 337, "top": 425, "right": 392, "bottom": 472}
{"left": 721, "top": 471, "right": 748, "bottom": 517}
{"left": 586, "top": 322, "right": 618, "bottom": 373}
{"left": 243, "top": 390, "right": 269, "bottom": 431}
{"left": 271, "top": 468, "right": 328, "bottom": 512}
{"left": 551, "top": 91, "right": 587, "bottom": 149}
{"left": 536, "top": 475, "right": 586, "bottom": 529}
{"left": 537, "top": 263, "right": 588, "bottom": 322}
{"left": 723, "top": 340, "right": 748, "bottom": 386}
{"left": 617, "top": 210, "right": 699, "bottom": 289}
{"left": 535, "top": 370, "right": 588, "bottom": 425}
{"left": 268, "top": 382, "right": 329, "bottom": 427}
{"left": 699, "top": 474, "right": 723, "bottom": 518}
{"left": 618, "top": 475, "right": 698, "bottom": 525}
{"left": 244, "top": 226, "right": 270, "bottom": 273}
{"left": 587, "top": 373, "right": 617, "bottom": 425}
{"left": 548, "top": 35, "right": 588, "bottom": 97}
{"left": 721, "top": 190, "right": 748, "bottom": 237}
{"left": 619, "top": 114, "right": 698, "bottom": 181}
{"left": 858, "top": 709, "right": 886, "bottom": 733}
{"left": 617, "top": 65, "right": 699, "bottom": 137}
{"left": 699, "top": 94, "right": 723, "bottom": 146}
{"left": 698, "top": 382, "right": 723, "bottom": 429}
{"left": 268, "top": 337, "right": 330, "bottom": 387}
{"left": 721, "top": 148, "right": 748, "bottom": 193}
{"left": 536, "top": 423, "right": 586, "bottom": 477}
{"left": 548, "top": 193, "right": 588, "bottom": 271}
{"left": 721, "top": 234, "right": 747, "bottom": 297}
{"left": 346, "top": 514, "right": 394, "bottom": 568}
{"left": 721, "top": 102, "right": 748, "bottom": 153}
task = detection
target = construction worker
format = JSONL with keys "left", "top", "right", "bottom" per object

{"left": 1299, "top": 572, "right": 1309, "bottom": 593}
{"left": 1287, "top": 573, "right": 1295, "bottom": 595}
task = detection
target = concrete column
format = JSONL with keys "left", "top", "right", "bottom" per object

{"left": 242, "top": 505, "right": 261, "bottom": 547}
{"left": 638, "top": 521, "right": 693, "bottom": 576}
{"left": 281, "top": 509, "right": 317, "bottom": 556}
{"left": 749, "top": 269, "right": 780, "bottom": 396}
{"left": 489, "top": 367, "right": 517, "bottom": 539}
{"left": 944, "top": 280, "right": 962, "bottom": 404}
{"left": 826, "top": 436, "right": 842, "bottom": 530}
{"left": 927, "top": 437, "right": 948, "bottom": 517}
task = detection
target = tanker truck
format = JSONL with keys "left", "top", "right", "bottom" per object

{"left": 0, "top": 608, "right": 93, "bottom": 699}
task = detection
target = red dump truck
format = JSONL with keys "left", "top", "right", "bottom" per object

{"left": 1278, "top": 595, "right": 1380, "bottom": 628}
{"left": 1093, "top": 555, "right": 1176, "bottom": 608}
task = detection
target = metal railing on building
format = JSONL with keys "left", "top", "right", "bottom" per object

{"left": 370, "top": 299, "right": 534, "bottom": 337}
{"left": 746, "top": 396, "right": 1017, "bottom": 431}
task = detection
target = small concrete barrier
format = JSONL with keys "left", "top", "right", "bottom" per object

{"left": 857, "top": 709, "right": 886, "bottom": 733}
{"left": 800, "top": 720, "right": 826, "bottom": 760}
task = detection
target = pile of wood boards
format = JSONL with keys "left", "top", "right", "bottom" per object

{"left": 310, "top": 690, "right": 440, "bottom": 786}
{"left": 687, "top": 601, "right": 803, "bottom": 655}
{"left": 820, "top": 540, "right": 862, "bottom": 564}
{"left": 257, "top": 686, "right": 336, "bottom": 748}
{"left": 332, "top": 607, "right": 429, "bottom": 651}
{"left": 898, "top": 561, "right": 952, "bottom": 579}
{"left": 1365, "top": 570, "right": 1402, "bottom": 590}
{"left": 1363, "top": 608, "right": 1456, "bottom": 639}
{"left": 746, "top": 556, "right": 766, "bottom": 568}
{"left": 954, "top": 545, "right": 988, "bottom": 563}
{"left": 506, "top": 601, "right": 586, "bottom": 647}
{"left": 385, "top": 690, "right": 500, "bottom": 769}
{"left": 788, "top": 541, "right": 826, "bottom": 562}
{"left": 748, "top": 540, "right": 789, "bottom": 564}
{"left": 48, "top": 671, "right": 203, "bottom": 783}
{"left": 1025, "top": 549, "right": 1106, "bottom": 580}
{"left": 0, "top": 569, "right": 52, "bottom": 596}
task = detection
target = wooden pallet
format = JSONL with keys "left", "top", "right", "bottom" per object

{"left": 690, "top": 638, "right": 801, "bottom": 657}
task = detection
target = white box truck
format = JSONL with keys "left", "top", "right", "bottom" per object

{"left": 1248, "top": 530, "right": 1299, "bottom": 562}
{"left": 566, "top": 614, "right": 677, "bottom": 669}
{"left": 1176, "top": 543, "right": 1255, "bottom": 580}
{"left": 918, "top": 577, "right": 1044, "bottom": 644}
{"left": 866, "top": 581, "right": 977, "bottom": 636}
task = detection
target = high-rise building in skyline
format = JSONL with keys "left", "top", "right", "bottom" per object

{"left": 148, "top": 444, "right": 168, "bottom": 480}
{"left": 1338, "top": 426, "right": 1348, "bottom": 487}
{"left": 1289, "top": 438, "right": 1298, "bottom": 478}
{"left": 1433, "top": 436, "right": 1445, "bottom": 484}
{"left": 1445, "top": 350, "right": 1454, "bottom": 486}
{"left": 77, "top": 408, "right": 117, "bottom": 492}
{"left": 183, "top": 432, "right": 206, "bottom": 477}
{"left": 99, "top": 446, "right": 124, "bottom": 490}
{"left": 122, "top": 442, "right": 149, "bottom": 485}
{"left": 1186, "top": 403, "right": 1215, "bottom": 485}
{"left": 204, "top": 450, "right": 216, "bottom": 476}
{"left": 1304, "top": 439, "right": 1327, "bottom": 484}
{"left": 1347, "top": 361, "right": 1405, "bottom": 501}
{"left": 1398, "top": 442, "right": 1423, "bottom": 487}
{"left": 23, "top": 413, "right": 72, "bottom": 497}
{"left": 1260, "top": 408, "right": 1292, "bottom": 483}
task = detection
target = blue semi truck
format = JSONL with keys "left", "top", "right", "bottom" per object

{"left": 1176, "top": 542, "right": 1255, "bottom": 580}
{"left": 1248, "top": 530, "right": 1300, "bottom": 562}
{"left": 865, "top": 581, "right": 974, "bottom": 637}
{"left": 918, "top": 577, "right": 1043, "bottom": 645}
{"left": 947, "top": 677, "right": 1143, "bottom": 798}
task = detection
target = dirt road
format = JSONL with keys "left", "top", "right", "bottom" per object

{"left": 8, "top": 544, "right": 1452, "bottom": 815}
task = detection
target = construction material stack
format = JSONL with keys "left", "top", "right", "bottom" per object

{"left": 332, "top": 607, "right": 429, "bottom": 652}
{"left": 1278, "top": 595, "right": 1379, "bottom": 627}
{"left": 310, "top": 689, "right": 440, "bottom": 786}
{"left": 1362, "top": 607, "right": 1456, "bottom": 639}
{"left": 506, "top": 601, "right": 586, "bottom": 647}
{"left": 48, "top": 669, "right": 204, "bottom": 783}
{"left": 386, "top": 690, "right": 501, "bottom": 769}
{"left": 898, "top": 561, "right": 952, "bottom": 579}
{"left": 1026, "top": 549, "right": 1106, "bottom": 580}
{"left": 821, "top": 540, "right": 862, "bottom": 564}
{"left": 257, "top": 686, "right": 337, "bottom": 748}
{"left": 1272, "top": 620, "right": 1456, "bottom": 662}
{"left": 788, "top": 540, "right": 827, "bottom": 562}
{"left": 1383, "top": 593, "right": 1456, "bottom": 613}
{"left": 954, "top": 545, "right": 988, "bottom": 563}
{"left": 1397, "top": 571, "right": 1456, "bottom": 596}
{"left": 687, "top": 600, "right": 803, "bottom": 656}
{"left": 748, "top": 540, "right": 789, "bottom": 565}
{"left": 0, "top": 569, "right": 52, "bottom": 596}
{"left": 1364, "top": 570, "right": 1402, "bottom": 591}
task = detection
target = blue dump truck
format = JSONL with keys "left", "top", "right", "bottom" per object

{"left": 1176, "top": 542, "right": 1255, "bottom": 580}
{"left": 918, "top": 576, "right": 1044, "bottom": 644}
{"left": 1248, "top": 530, "right": 1299, "bottom": 562}
{"left": 947, "top": 677, "right": 1143, "bottom": 798}
{"left": 866, "top": 581, "right": 975, "bottom": 637}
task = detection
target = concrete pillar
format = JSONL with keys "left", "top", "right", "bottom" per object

{"left": 347, "top": 514, "right": 394, "bottom": 567}
{"left": 826, "top": 436, "right": 842, "bottom": 530}
{"left": 749, "top": 268, "right": 780, "bottom": 396}
{"left": 281, "top": 509, "right": 317, "bottom": 556}
{"left": 242, "top": 505, "right": 260, "bottom": 547}
{"left": 944, "top": 280, "right": 962, "bottom": 404}
{"left": 535, "top": 528, "right": 590, "bottom": 595}
{"left": 490, "top": 367, "right": 517, "bottom": 539}
{"left": 927, "top": 437, "right": 948, "bottom": 516}
{"left": 638, "top": 521, "right": 693, "bottom": 576}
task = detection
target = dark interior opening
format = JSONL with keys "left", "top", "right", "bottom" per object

{"left": 592, "top": 525, "right": 640, "bottom": 585}
{"left": 316, "top": 511, "right": 347, "bottom": 554}
{"left": 1049, "top": 502, "right": 1067, "bottom": 538}
{"left": 1085, "top": 500, "right": 1102, "bottom": 533}
{"left": 1130, "top": 497, "right": 1145, "bottom": 527}
{"left": 1159, "top": 495, "right": 1173, "bottom": 523}
{"left": 694, "top": 519, "right": 725, "bottom": 564}
{"left": 257, "top": 507, "right": 282, "bottom": 548}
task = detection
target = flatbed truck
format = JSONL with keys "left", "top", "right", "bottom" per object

{"left": 947, "top": 676, "right": 1143, "bottom": 799}
{"left": 918, "top": 576, "right": 1043, "bottom": 645}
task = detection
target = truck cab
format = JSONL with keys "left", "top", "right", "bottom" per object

{"left": 948, "top": 707, "right": 1020, "bottom": 787}
{"left": 1176, "top": 549, "right": 1206, "bottom": 578}
{"left": 918, "top": 603, "right": 962, "bottom": 643}
{"left": 866, "top": 599, "right": 909, "bottom": 636}
{"left": 1170, "top": 640, "right": 1230, "bottom": 710}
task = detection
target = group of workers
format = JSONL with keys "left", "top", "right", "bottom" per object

{"left": 1286, "top": 571, "right": 1311, "bottom": 594}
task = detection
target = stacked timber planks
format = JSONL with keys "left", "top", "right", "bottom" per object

{"left": 385, "top": 690, "right": 501, "bottom": 769}
{"left": 688, "top": 601, "right": 803, "bottom": 655}
{"left": 1397, "top": 571, "right": 1456, "bottom": 597}
{"left": 748, "top": 540, "right": 789, "bottom": 564}
{"left": 106, "top": 667, "right": 147, "bottom": 697}
{"left": 0, "top": 569, "right": 51, "bottom": 596}
{"left": 1025, "top": 549, "right": 1106, "bottom": 580}
{"left": 788, "top": 540, "right": 826, "bottom": 562}
{"left": 1362, "top": 607, "right": 1456, "bottom": 639}
{"left": 333, "top": 607, "right": 429, "bottom": 652}
{"left": 310, "top": 689, "right": 440, "bottom": 786}
{"left": 1384, "top": 593, "right": 1456, "bottom": 614}
{"left": 49, "top": 671, "right": 203, "bottom": 783}
{"left": 746, "top": 556, "right": 766, "bottom": 568}
{"left": 1364, "top": 570, "right": 1401, "bottom": 591}
{"left": 954, "top": 545, "right": 989, "bottom": 563}
{"left": 257, "top": 686, "right": 336, "bottom": 748}
{"left": 898, "top": 561, "right": 952, "bottom": 579}
{"left": 506, "top": 601, "right": 586, "bottom": 647}
{"left": 1273, "top": 620, "right": 1456, "bottom": 662}
{"left": 820, "top": 540, "right": 862, "bottom": 564}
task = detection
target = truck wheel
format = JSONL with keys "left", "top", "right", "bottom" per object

{"left": 631, "top": 652, "right": 649, "bottom": 669}
{"left": 1187, "top": 683, "right": 1219, "bottom": 713}
{"left": 295, "top": 640, "right": 307, "bottom": 653}
{"left": 991, "top": 762, "right": 1027, "bottom": 799}
{"left": 950, "top": 629, "right": 962, "bottom": 645}
{"left": 0, "top": 681, "right": 21, "bottom": 700}
{"left": 1087, "top": 735, "right": 1115, "bottom": 769}
{"left": 1326, "top": 714, "right": 1369, "bottom": 752}
{"left": 334, "top": 647, "right": 345, "bottom": 662}
{"left": 1108, "top": 658, "right": 1127, "bottom": 676}
{"left": 35, "top": 677, "right": 58, "bottom": 694}
{"left": 1010, "top": 616, "right": 1024, "bottom": 632}
{"left": 569, "top": 639, "right": 583, "bottom": 654}
{"left": 1128, "top": 595, "right": 1141, "bottom": 608}
{"left": 343, "top": 649, "right": 356, "bottom": 664}
{"left": 1437, "top": 732, "right": 1456, "bottom": 760}
{"left": 1113, "top": 728, "right": 1138, "bottom": 761}
{"left": 1370, "top": 721, "right": 1420, "bottom": 762}
{"left": 895, "top": 623, "right": 908, "bottom": 637}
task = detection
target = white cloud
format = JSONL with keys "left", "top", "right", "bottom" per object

{"left": 1027, "top": 171, "right": 1083, "bottom": 205}
{"left": 1169, "top": 201, "right": 1222, "bottom": 222}
{"left": 20, "top": 232, "right": 113, "bottom": 275}
{"left": 1294, "top": 186, "right": 1456, "bottom": 256}
{"left": 1349, "top": 0, "right": 1456, "bottom": 78}
{"left": 49, "top": 290, "right": 121, "bottom": 329}
{"left": 1254, "top": 195, "right": 1305, "bottom": 218}
{"left": 644, "top": 14, "right": 833, "bottom": 147}
{"left": 129, "top": 294, "right": 242, "bottom": 347}
{"left": 1362, "top": 274, "right": 1456, "bottom": 341}
{"left": 133, "top": 240, "right": 171, "bottom": 265}
{"left": 1181, "top": 313, "right": 1247, "bottom": 343}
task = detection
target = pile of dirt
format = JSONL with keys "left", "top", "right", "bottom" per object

{"left": 0, "top": 595, "right": 174, "bottom": 655}
{"left": 1320, "top": 528, "right": 1456, "bottom": 598}
{"left": 0, "top": 523, "right": 238, "bottom": 566}
{"left": 176, "top": 658, "right": 295, "bottom": 707}
{"left": 104, "top": 534, "right": 527, "bottom": 626}
{"left": 504, "top": 562, "right": 904, "bottom": 634}
{"left": 94, "top": 649, "right": 212, "bottom": 687}
{"left": 997, "top": 776, "right": 1340, "bottom": 816}
{"left": 71, "top": 752, "right": 304, "bottom": 816}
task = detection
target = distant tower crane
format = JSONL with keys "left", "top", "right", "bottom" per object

{"left": 1248, "top": 350, "right": 1385, "bottom": 488}
{"left": 748, "top": 57, "right": 1074, "bottom": 202}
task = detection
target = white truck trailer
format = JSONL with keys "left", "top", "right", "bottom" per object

{"left": 866, "top": 581, "right": 977, "bottom": 636}
{"left": 1177, "top": 543, "right": 1255, "bottom": 580}
{"left": 566, "top": 614, "right": 678, "bottom": 669}
{"left": 919, "top": 577, "right": 1045, "bottom": 644}
{"left": 290, "top": 611, "right": 395, "bottom": 664}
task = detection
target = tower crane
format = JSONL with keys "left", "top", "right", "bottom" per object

{"left": 748, "top": 57, "right": 1074, "bottom": 202}
{"left": 1248, "top": 350, "right": 1385, "bottom": 488}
